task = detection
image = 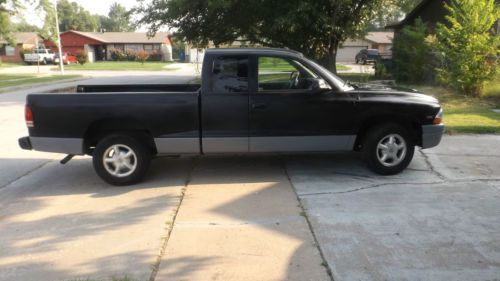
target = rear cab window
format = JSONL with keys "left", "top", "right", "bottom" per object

{"left": 210, "top": 56, "right": 249, "bottom": 93}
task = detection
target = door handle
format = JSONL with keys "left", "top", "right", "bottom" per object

{"left": 251, "top": 103, "right": 268, "bottom": 110}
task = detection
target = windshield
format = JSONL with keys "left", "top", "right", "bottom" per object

{"left": 367, "top": 49, "right": 379, "bottom": 55}
{"left": 306, "top": 59, "right": 354, "bottom": 91}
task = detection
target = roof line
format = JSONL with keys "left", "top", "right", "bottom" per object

{"left": 385, "top": 0, "right": 432, "bottom": 28}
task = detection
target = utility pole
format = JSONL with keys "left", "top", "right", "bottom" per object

{"left": 54, "top": 0, "right": 64, "bottom": 75}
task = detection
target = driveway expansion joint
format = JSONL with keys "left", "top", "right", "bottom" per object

{"left": 148, "top": 157, "right": 197, "bottom": 281}
{"left": 280, "top": 157, "right": 335, "bottom": 281}
{"left": 0, "top": 159, "right": 53, "bottom": 189}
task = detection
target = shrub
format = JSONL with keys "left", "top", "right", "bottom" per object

{"left": 76, "top": 52, "right": 88, "bottom": 65}
{"left": 391, "top": 18, "right": 436, "bottom": 84}
{"left": 137, "top": 50, "right": 149, "bottom": 64}
{"left": 124, "top": 49, "right": 137, "bottom": 61}
{"left": 110, "top": 48, "right": 127, "bottom": 61}
{"left": 435, "top": 0, "right": 499, "bottom": 96}
{"left": 147, "top": 50, "right": 163, "bottom": 61}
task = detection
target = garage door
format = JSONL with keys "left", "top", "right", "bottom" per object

{"left": 336, "top": 46, "right": 367, "bottom": 63}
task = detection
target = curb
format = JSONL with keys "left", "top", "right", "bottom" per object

{"left": 0, "top": 76, "right": 92, "bottom": 94}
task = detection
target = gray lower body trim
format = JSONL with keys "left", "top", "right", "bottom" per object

{"left": 154, "top": 138, "right": 200, "bottom": 154}
{"left": 30, "top": 137, "right": 84, "bottom": 155}
{"left": 421, "top": 124, "right": 445, "bottom": 149}
{"left": 203, "top": 137, "right": 248, "bottom": 153}
{"left": 249, "top": 135, "right": 355, "bottom": 152}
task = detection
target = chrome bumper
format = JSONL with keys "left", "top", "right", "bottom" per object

{"left": 421, "top": 124, "right": 445, "bottom": 149}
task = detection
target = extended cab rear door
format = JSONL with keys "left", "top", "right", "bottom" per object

{"left": 200, "top": 55, "right": 251, "bottom": 153}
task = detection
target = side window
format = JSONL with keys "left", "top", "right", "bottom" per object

{"left": 210, "top": 56, "right": 249, "bottom": 93}
{"left": 258, "top": 56, "right": 317, "bottom": 92}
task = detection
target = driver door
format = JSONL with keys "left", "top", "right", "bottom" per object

{"left": 249, "top": 56, "right": 357, "bottom": 152}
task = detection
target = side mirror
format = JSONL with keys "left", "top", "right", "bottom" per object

{"left": 310, "top": 78, "right": 332, "bottom": 92}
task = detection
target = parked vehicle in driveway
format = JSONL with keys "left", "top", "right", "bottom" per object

{"left": 355, "top": 49, "right": 380, "bottom": 64}
{"left": 54, "top": 52, "right": 77, "bottom": 65}
{"left": 19, "top": 48, "right": 444, "bottom": 185}
{"left": 24, "top": 48, "right": 55, "bottom": 65}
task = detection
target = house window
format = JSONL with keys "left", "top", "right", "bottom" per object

{"left": 143, "top": 44, "right": 153, "bottom": 51}
{"left": 153, "top": 44, "right": 161, "bottom": 50}
{"left": 5, "top": 46, "right": 15, "bottom": 56}
{"left": 114, "top": 44, "right": 124, "bottom": 51}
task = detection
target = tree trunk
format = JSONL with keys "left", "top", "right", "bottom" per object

{"left": 322, "top": 39, "right": 339, "bottom": 74}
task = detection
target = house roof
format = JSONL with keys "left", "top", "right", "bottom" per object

{"left": 64, "top": 30, "right": 171, "bottom": 44}
{"left": 386, "top": 0, "right": 431, "bottom": 28}
{"left": 0, "top": 32, "right": 39, "bottom": 44}
{"left": 365, "top": 32, "right": 393, "bottom": 44}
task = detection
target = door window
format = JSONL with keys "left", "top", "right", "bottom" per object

{"left": 258, "top": 56, "right": 317, "bottom": 92}
{"left": 210, "top": 56, "right": 249, "bottom": 93}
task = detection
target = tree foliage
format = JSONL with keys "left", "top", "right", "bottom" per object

{"left": 369, "top": 0, "right": 421, "bottom": 30}
{"left": 392, "top": 18, "right": 435, "bottom": 83}
{"left": 97, "top": 2, "right": 135, "bottom": 32}
{"left": 435, "top": 0, "right": 499, "bottom": 96}
{"left": 0, "top": 0, "right": 22, "bottom": 45}
{"left": 135, "top": 0, "right": 385, "bottom": 73}
{"left": 56, "top": 0, "right": 98, "bottom": 32}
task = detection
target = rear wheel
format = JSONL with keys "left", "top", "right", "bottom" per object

{"left": 362, "top": 123, "right": 415, "bottom": 175}
{"left": 92, "top": 135, "right": 151, "bottom": 185}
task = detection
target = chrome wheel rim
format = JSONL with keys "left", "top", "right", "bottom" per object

{"left": 103, "top": 144, "right": 137, "bottom": 177}
{"left": 376, "top": 134, "right": 407, "bottom": 167}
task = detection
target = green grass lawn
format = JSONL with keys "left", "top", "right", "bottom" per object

{"left": 337, "top": 73, "right": 499, "bottom": 134}
{"left": 61, "top": 61, "right": 177, "bottom": 71}
{"left": 0, "top": 62, "right": 25, "bottom": 68}
{"left": 0, "top": 74, "right": 83, "bottom": 90}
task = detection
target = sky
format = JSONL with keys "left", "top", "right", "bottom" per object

{"left": 21, "top": 0, "right": 150, "bottom": 31}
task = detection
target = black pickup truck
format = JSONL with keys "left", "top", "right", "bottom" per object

{"left": 19, "top": 48, "right": 444, "bottom": 185}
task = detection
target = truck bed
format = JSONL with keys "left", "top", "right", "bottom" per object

{"left": 27, "top": 91, "right": 201, "bottom": 154}
{"left": 76, "top": 84, "right": 201, "bottom": 93}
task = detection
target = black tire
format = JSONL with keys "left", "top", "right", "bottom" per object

{"left": 42, "top": 58, "right": 48, "bottom": 65}
{"left": 92, "top": 134, "right": 151, "bottom": 186}
{"left": 362, "top": 123, "right": 415, "bottom": 175}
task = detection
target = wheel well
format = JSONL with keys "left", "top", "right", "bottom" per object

{"left": 354, "top": 115, "right": 422, "bottom": 151}
{"left": 83, "top": 119, "right": 157, "bottom": 155}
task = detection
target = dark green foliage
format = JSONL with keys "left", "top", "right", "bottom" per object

{"left": 56, "top": 0, "right": 98, "bottom": 32}
{"left": 392, "top": 18, "right": 435, "bottom": 83}
{"left": 134, "top": 0, "right": 385, "bottom": 73}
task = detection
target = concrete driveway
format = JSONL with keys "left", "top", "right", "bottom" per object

{"left": 0, "top": 77, "right": 499, "bottom": 281}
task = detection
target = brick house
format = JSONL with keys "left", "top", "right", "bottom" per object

{"left": 44, "top": 30, "right": 173, "bottom": 62}
{"left": 0, "top": 32, "right": 39, "bottom": 63}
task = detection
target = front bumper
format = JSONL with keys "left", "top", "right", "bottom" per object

{"left": 421, "top": 124, "right": 445, "bottom": 149}
{"left": 18, "top": 136, "right": 32, "bottom": 150}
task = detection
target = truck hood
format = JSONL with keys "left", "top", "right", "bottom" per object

{"left": 349, "top": 83, "right": 439, "bottom": 104}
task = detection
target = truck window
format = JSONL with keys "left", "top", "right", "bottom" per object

{"left": 210, "top": 56, "right": 248, "bottom": 93}
{"left": 258, "top": 56, "right": 317, "bottom": 92}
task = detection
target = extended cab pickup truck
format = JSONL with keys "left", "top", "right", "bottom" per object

{"left": 24, "top": 48, "right": 55, "bottom": 65}
{"left": 19, "top": 48, "right": 444, "bottom": 185}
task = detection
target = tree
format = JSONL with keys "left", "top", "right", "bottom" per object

{"left": 369, "top": 0, "right": 421, "bottom": 30}
{"left": 56, "top": 0, "right": 98, "bottom": 32}
{"left": 105, "top": 2, "right": 134, "bottom": 32}
{"left": 0, "top": 0, "right": 22, "bottom": 45}
{"left": 392, "top": 18, "right": 435, "bottom": 83}
{"left": 135, "top": 0, "right": 385, "bottom": 73}
{"left": 12, "top": 19, "right": 41, "bottom": 32}
{"left": 435, "top": 0, "right": 499, "bottom": 96}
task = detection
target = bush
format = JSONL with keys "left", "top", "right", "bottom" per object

{"left": 137, "top": 50, "right": 149, "bottom": 64}
{"left": 76, "top": 52, "right": 88, "bottom": 65}
{"left": 110, "top": 48, "right": 127, "bottom": 61}
{"left": 435, "top": 0, "right": 499, "bottom": 96}
{"left": 391, "top": 18, "right": 436, "bottom": 84}
{"left": 147, "top": 50, "right": 163, "bottom": 61}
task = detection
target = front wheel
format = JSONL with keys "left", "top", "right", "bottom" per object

{"left": 362, "top": 124, "right": 415, "bottom": 175}
{"left": 92, "top": 135, "right": 151, "bottom": 185}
